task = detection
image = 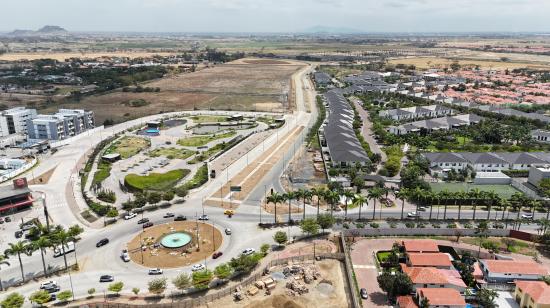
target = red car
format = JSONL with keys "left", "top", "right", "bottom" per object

{"left": 212, "top": 251, "right": 223, "bottom": 259}
{"left": 143, "top": 222, "right": 154, "bottom": 229}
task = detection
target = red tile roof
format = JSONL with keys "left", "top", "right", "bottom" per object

{"left": 482, "top": 260, "right": 548, "bottom": 276}
{"left": 516, "top": 280, "right": 550, "bottom": 305}
{"left": 418, "top": 288, "right": 466, "bottom": 306}
{"left": 402, "top": 240, "right": 439, "bottom": 253}
{"left": 408, "top": 253, "right": 452, "bottom": 267}
{"left": 403, "top": 267, "right": 448, "bottom": 284}
{"left": 397, "top": 295, "right": 419, "bottom": 308}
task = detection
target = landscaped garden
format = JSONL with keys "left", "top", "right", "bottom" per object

{"left": 105, "top": 136, "right": 150, "bottom": 159}
{"left": 190, "top": 115, "right": 229, "bottom": 123}
{"left": 148, "top": 147, "right": 195, "bottom": 160}
{"left": 124, "top": 169, "right": 190, "bottom": 191}
{"left": 177, "top": 131, "right": 236, "bottom": 147}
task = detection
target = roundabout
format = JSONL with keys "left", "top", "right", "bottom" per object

{"left": 127, "top": 221, "right": 223, "bottom": 268}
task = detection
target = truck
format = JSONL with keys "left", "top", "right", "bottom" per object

{"left": 53, "top": 241, "right": 75, "bottom": 257}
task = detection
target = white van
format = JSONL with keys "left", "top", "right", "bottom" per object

{"left": 53, "top": 241, "right": 75, "bottom": 257}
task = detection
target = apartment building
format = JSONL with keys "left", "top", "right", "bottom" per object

{"left": 0, "top": 107, "right": 37, "bottom": 137}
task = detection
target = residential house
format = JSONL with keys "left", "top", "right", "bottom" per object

{"left": 416, "top": 288, "right": 467, "bottom": 308}
{"left": 397, "top": 296, "right": 419, "bottom": 308}
{"left": 407, "top": 253, "right": 453, "bottom": 270}
{"left": 387, "top": 114, "right": 482, "bottom": 135}
{"left": 379, "top": 105, "right": 454, "bottom": 122}
{"left": 313, "top": 72, "right": 332, "bottom": 86}
{"left": 402, "top": 240, "right": 440, "bottom": 253}
{"left": 478, "top": 259, "right": 548, "bottom": 283}
{"left": 532, "top": 129, "right": 550, "bottom": 143}
{"left": 402, "top": 267, "right": 467, "bottom": 293}
{"left": 514, "top": 280, "right": 550, "bottom": 308}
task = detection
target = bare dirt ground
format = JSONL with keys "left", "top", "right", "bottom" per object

{"left": 126, "top": 221, "right": 222, "bottom": 268}
{"left": 388, "top": 56, "right": 550, "bottom": 70}
{"left": 207, "top": 259, "right": 350, "bottom": 308}
{"left": 0, "top": 52, "right": 177, "bottom": 61}
{"left": 28, "top": 166, "right": 57, "bottom": 185}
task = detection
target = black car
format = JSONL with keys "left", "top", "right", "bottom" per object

{"left": 174, "top": 215, "right": 187, "bottom": 221}
{"left": 15, "top": 230, "right": 23, "bottom": 238}
{"left": 143, "top": 222, "right": 154, "bottom": 229}
{"left": 44, "top": 285, "right": 60, "bottom": 293}
{"left": 96, "top": 238, "right": 109, "bottom": 247}
{"left": 360, "top": 288, "right": 368, "bottom": 299}
{"left": 99, "top": 275, "right": 114, "bottom": 282}
{"left": 163, "top": 213, "right": 175, "bottom": 218}
{"left": 137, "top": 218, "right": 149, "bottom": 224}
{"left": 4, "top": 217, "right": 11, "bottom": 222}
{"left": 47, "top": 293, "right": 57, "bottom": 302}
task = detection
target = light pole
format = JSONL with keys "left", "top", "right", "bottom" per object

{"left": 41, "top": 192, "right": 50, "bottom": 230}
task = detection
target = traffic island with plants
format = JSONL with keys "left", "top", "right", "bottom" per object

{"left": 124, "top": 169, "right": 190, "bottom": 192}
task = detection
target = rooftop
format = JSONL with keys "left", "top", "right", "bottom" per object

{"left": 402, "top": 239, "right": 439, "bottom": 253}
{"left": 515, "top": 280, "right": 550, "bottom": 304}
{"left": 417, "top": 288, "right": 466, "bottom": 306}
{"left": 408, "top": 253, "right": 453, "bottom": 268}
{"left": 481, "top": 260, "right": 548, "bottom": 276}
{"left": 397, "top": 295, "right": 419, "bottom": 308}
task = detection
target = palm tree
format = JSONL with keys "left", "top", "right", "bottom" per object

{"left": 379, "top": 186, "right": 390, "bottom": 220}
{"left": 4, "top": 241, "right": 32, "bottom": 282}
{"left": 499, "top": 198, "right": 510, "bottom": 221}
{"left": 531, "top": 200, "right": 541, "bottom": 218}
{"left": 469, "top": 188, "right": 482, "bottom": 220}
{"left": 296, "top": 189, "right": 312, "bottom": 221}
{"left": 440, "top": 190, "right": 452, "bottom": 220}
{"left": 52, "top": 228, "right": 75, "bottom": 270}
{"left": 342, "top": 190, "right": 355, "bottom": 220}
{"left": 353, "top": 194, "right": 367, "bottom": 220}
{"left": 324, "top": 190, "right": 341, "bottom": 218}
{"left": 395, "top": 188, "right": 409, "bottom": 220}
{"left": 31, "top": 236, "right": 51, "bottom": 277}
{"left": 485, "top": 191, "right": 498, "bottom": 221}
{"left": 367, "top": 188, "right": 383, "bottom": 220}
{"left": 427, "top": 191, "right": 436, "bottom": 221}
{"left": 283, "top": 191, "right": 297, "bottom": 224}
{"left": 267, "top": 192, "right": 285, "bottom": 224}
{"left": 311, "top": 187, "right": 326, "bottom": 219}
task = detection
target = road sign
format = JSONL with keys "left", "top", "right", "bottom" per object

{"left": 230, "top": 186, "right": 242, "bottom": 192}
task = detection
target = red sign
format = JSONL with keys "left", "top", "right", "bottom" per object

{"left": 13, "top": 178, "right": 28, "bottom": 189}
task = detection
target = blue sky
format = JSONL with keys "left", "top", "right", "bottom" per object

{"left": 1, "top": 0, "right": 549, "bottom": 33}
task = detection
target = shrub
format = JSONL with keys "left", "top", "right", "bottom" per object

{"left": 389, "top": 222, "right": 397, "bottom": 228}
{"left": 370, "top": 222, "right": 380, "bottom": 228}
{"left": 405, "top": 222, "right": 415, "bottom": 228}
{"left": 355, "top": 222, "right": 365, "bottom": 229}
{"left": 97, "top": 189, "right": 116, "bottom": 203}
{"left": 447, "top": 222, "right": 457, "bottom": 229}
{"left": 464, "top": 222, "right": 473, "bottom": 229}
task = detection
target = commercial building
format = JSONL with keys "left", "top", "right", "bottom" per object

{"left": 0, "top": 107, "right": 37, "bottom": 137}
{"left": 56, "top": 109, "right": 95, "bottom": 135}
{"left": 479, "top": 259, "right": 548, "bottom": 283}
{"left": 0, "top": 178, "right": 33, "bottom": 214}
{"left": 514, "top": 280, "right": 550, "bottom": 308}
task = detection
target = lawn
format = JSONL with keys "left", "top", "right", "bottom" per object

{"left": 461, "top": 237, "right": 534, "bottom": 256}
{"left": 177, "top": 131, "right": 236, "bottom": 147}
{"left": 92, "top": 162, "right": 112, "bottom": 185}
{"left": 105, "top": 136, "right": 150, "bottom": 159}
{"left": 190, "top": 115, "right": 229, "bottom": 124}
{"left": 430, "top": 183, "right": 520, "bottom": 198}
{"left": 124, "top": 169, "right": 190, "bottom": 191}
{"left": 181, "top": 164, "right": 209, "bottom": 190}
{"left": 148, "top": 147, "right": 195, "bottom": 160}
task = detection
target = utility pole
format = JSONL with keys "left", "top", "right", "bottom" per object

{"left": 41, "top": 193, "right": 50, "bottom": 230}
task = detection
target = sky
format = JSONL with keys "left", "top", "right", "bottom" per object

{"left": 1, "top": 0, "right": 549, "bottom": 33}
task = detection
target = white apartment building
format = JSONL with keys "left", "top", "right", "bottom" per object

{"left": 0, "top": 107, "right": 37, "bottom": 137}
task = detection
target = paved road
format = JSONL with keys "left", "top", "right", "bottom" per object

{"left": 350, "top": 97, "right": 386, "bottom": 163}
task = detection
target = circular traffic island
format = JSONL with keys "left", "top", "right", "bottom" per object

{"left": 127, "top": 221, "right": 223, "bottom": 268}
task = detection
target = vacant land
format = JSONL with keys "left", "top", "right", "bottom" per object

{"left": 190, "top": 115, "right": 229, "bottom": 123}
{"left": 124, "top": 169, "right": 189, "bottom": 191}
{"left": 105, "top": 136, "right": 150, "bottom": 159}
{"left": 0, "top": 51, "right": 177, "bottom": 61}
{"left": 388, "top": 56, "right": 550, "bottom": 70}
{"left": 147, "top": 147, "right": 195, "bottom": 160}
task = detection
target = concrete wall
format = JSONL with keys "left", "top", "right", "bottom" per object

{"left": 343, "top": 228, "right": 510, "bottom": 237}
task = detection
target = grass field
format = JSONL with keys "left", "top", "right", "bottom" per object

{"left": 105, "top": 136, "right": 150, "bottom": 159}
{"left": 125, "top": 169, "right": 190, "bottom": 191}
{"left": 190, "top": 115, "right": 229, "bottom": 123}
{"left": 177, "top": 131, "right": 236, "bottom": 147}
{"left": 147, "top": 147, "right": 195, "bottom": 160}
{"left": 430, "top": 182, "right": 520, "bottom": 198}
{"left": 388, "top": 57, "right": 550, "bottom": 70}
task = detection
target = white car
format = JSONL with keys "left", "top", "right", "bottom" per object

{"left": 407, "top": 212, "right": 419, "bottom": 218}
{"left": 124, "top": 212, "right": 137, "bottom": 220}
{"left": 242, "top": 248, "right": 255, "bottom": 256}
{"left": 148, "top": 268, "right": 163, "bottom": 275}
{"left": 120, "top": 251, "right": 130, "bottom": 262}
{"left": 521, "top": 214, "right": 534, "bottom": 219}
{"left": 40, "top": 280, "right": 58, "bottom": 289}
{"left": 224, "top": 228, "right": 232, "bottom": 235}
{"left": 191, "top": 264, "right": 206, "bottom": 272}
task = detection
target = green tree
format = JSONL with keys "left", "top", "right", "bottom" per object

{"left": 28, "top": 290, "right": 50, "bottom": 305}
{"left": 162, "top": 191, "right": 175, "bottom": 201}
{"left": 300, "top": 218, "right": 319, "bottom": 236}
{"left": 214, "top": 263, "right": 233, "bottom": 280}
{"left": 323, "top": 190, "right": 340, "bottom": 218}
{"left": 229, "top": 254, "right": 259, "bottom": 273}
{"left": 192, "top": 269, "right": 213, "bottom": 290}
{"left": 317, "top": 213, "right": 335, "bottom": 233}
{"left": 107, "top": 207, "right": 119, "bottom": 218}
{"left": 30, "top": 236, "right": 51, "bottom": 278}
{"left": 342, "top": 190, "right": 355, "bottom": 219}
{"left": 132, "top": 288, "right": 140, "bottom": 296}
{"left": 260, "top": 243, "right": 270, "bottom": 256}
{"left": 56, "top": 290, "right": 72, "bottom": 303}
{"left": 175, "top": 186, "right": 188, "bottom": 198}
{"left": 376, "top": 272, "right": 413, "bottom": 300}
{"left": 1, "top": 293, "right": 24, "bottom": 308}
{"left": 266, "top": 192, "right": 285, "bottom": 224}
{"left": 87, "top": 288, "right": 96, "bottom": 298}
{"left": 172, "top": 273, "right": 191, "bottom": 292}
{"left": 477, "top": 288, "right": 498, "bottom": 308}
{"left": 147, "top": 192, "right": 162, "bottom": 205}
{"left": 273, "top": 231, "right": 288, "bottom": 246}
{"left": 283, "top": 191, "right": 297, "bottom": 224}
{"left": 311, "top": 187, "right": 326, "bottom": 219}
{"left": 4, "top": 241, "right": 32, "bottom": 282}
{"left": 475, "top": 220, "right": 490, "bottom": 257}
{"left": 420, "top": 297, "right": 430, "bottom": 308}
{"left": 368, "top": 188, "right": 383, "bottom": 220}
{"left": 108, "top": 282, "right": 124, "bottom": 295}
{"left": 148, "top": 277, "right": 167, "bottom": 296}
{"left": 51, "top": 227, "right": 75, "bottom": 270}
{"left": 353, "top": 194, "right": 367, "bottom": 220}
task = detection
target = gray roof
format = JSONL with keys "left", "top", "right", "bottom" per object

{"left": 0, "top": 185, "right": 32, "bottom": 200}
{"left": 497, "top": 152, "right": 547, "bottom": 165}
{"left": 423, "top": 152, "right": 469, "bottom": 163}
{"left": 461, "top": 153, "right": 509, "bottom": 165}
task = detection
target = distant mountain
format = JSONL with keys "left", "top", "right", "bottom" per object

{"left": 6, "top": 25, "right": 68, "bottom": 36}
{"left": 303, "top": 26, "right": 365, "bottom": 34}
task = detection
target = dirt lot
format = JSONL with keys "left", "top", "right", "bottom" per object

{"left": 126, "top": 221, "right": 222, "bottom": 268}
{"left": 207, "top": 259, "right": 350, "bottom": 308}
{"left": 0, "top": 51, "right": 177, "bottom": 61}
{"left": 388, "top": 56, "right": 550, "bottom": 70}
{"left": 46, "top": 58, "right": 303, "bottom": 123}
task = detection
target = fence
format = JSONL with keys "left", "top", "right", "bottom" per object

{"left": 0, "top": 157, "right": 37, "bottom": 183}
{"left": 83, "top": 253, "right": 344, "bottom": 308}
{"left": 340, "top": 235, "right": 362, "bottom": 308}
{"left": 343, "top": 228, "right": 511, "bottom": 238}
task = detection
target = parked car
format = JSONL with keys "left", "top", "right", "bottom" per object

{"left": 174, "top": 215, "right": 187, "bottom": 221}
{"left": 148, "top": 268, "right": 163, "bottom": 275}
{"left": 40, "top": 281, "right": 58, "bottom": 289}
{"left": 212, "top": 252, "right": 223, "bottom": 259}
{"left": 521, "top": 214, "right": 534, "bottom": 219}
{"left": 124, "top": 212, "right": 137, "bottom": 220}
{"left": 0, "top": 217, "right": 4, "bottom": 224}
{"left": 44, "top": 285, "right": 60, "bottom": 293}
{"left": 96, "top": 238, "right": 109, "bottom": 248}
{"left": 137, "top": 218, "right": 149, "bottom": 224}
{"left": 99, "top": 275, "right": 114, "bottom": 282}
{"left": 198, "top": 214, "right": 209, "bottom": 221}
{"left": 163, "top": 213, "right": 175, "bottom": 218}
{"left": 242, "top": 248, "right": 255, "bottom": 256}
{"left": 191, "top": 264, "right": 206, "bottom": 272}
{"left": 4, "top": 217, "right": 11, "bottom": 222}
{"left": 224, "top": 228, "right": 232, "bottom": 235}
{"left": 15, "top": 230, "right": 23, "bottom": 238}
{"left": 407, "top": 212, "right": 419, "bottom": 218}
{"left": 121, "top": 250, "right": 130, "bottom": 262}
{"left": 143, "top": 222, "right": 154, "bottom": 229}
{"left": 360, "top": 288, "right": 368, "bottom": 299}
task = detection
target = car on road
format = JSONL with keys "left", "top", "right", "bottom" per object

{"left": 407, "top": 212, "right": 419, "bottom": 218}
{"left": 163, "top": 213, "right": 175, "bottom": 218}
{"left": 224, "top": 228, "right": 232, "bottom": 235}
{"left": 174, "top": 215, "right": 187, "bottom": 221}
{"left": 242, "top": 248, "right": 255, "bottom": 256}
{"left": 44, "top": 285, "right": 60, "bottom": 293}
{"left": 137, "top": 218, "right": 149, "bottom": 224}
{"left": 121, "top": 250, "right": 130, "bottom": 262}
{"left": 224, "top": 209, "right": 234, "bottom": 216}
{"left": 521, "top": 214, "right": 534, "bottom": 219}
{"left": 360, "top": 288, "right": 368, "bottom": 299}
{"left": 191, "top": 264, "right": 206, "bottom": 272}
{"left": 198, "top": 215, "right": 209, "bottom": 221}
{"left": 143, "top": 222, "right": 154, "bottom": 228}
{"left": 417, "top": 206, "right": 427, "bottom": 212}
{"left": 148, "top": 268, "right": 163, "bottom": 275}
{"left": 40, "top": 281, "right": 58, "bottom": 289}
{"left": 96, "top": 238, "right": 109, "bottom": 247}
{"left": 99, "top": 275, "right": 114, "bottom": 282}
{"left": 4, "top": 217, "right": 10, "bottom": 222}
{"left": 0, "top": 217, "right": 4, "bottom": 224}
{"left": 212, "top": 252, "right": 223, "bottom": 259}
{"left": 124, "top": 212, "right": 137, "bottom": 220}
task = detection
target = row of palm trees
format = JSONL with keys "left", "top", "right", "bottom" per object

{"left": 2, "top": 223, "right": 83, "bottom": 288}
{"left": 266, "top": 184, "right": 549, "bottom": 225}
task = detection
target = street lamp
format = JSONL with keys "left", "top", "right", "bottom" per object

{"left": 41, "top": 192, "right": 50, "bottom": 230}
